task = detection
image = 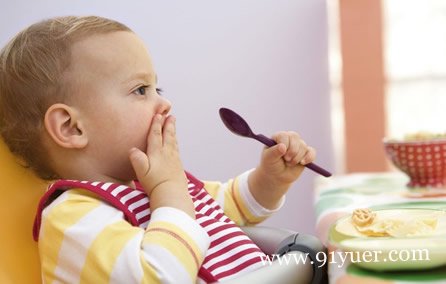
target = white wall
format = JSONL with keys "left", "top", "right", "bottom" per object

{"left": 0, "top": 0, "right": 333, "bottom": 234}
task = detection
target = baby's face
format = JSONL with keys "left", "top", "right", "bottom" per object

{"left": 67, "top": 31, "right": 171, "bottom": 181}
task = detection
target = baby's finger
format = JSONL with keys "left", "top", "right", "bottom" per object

{"left": 263, "top": 142, "right": 287, "bottom": 163}
{"left": 290, "top": 147, "right": 308, "bottom": 165}
{"left": 162, "top": 115, "right": 177, "bottom": 146}
{"left": 300, "top": 146, "right": 316, "bottom": 165}
{"left": 282, "top": 132, "right": 303, "bottom": 162}
{"left": 273, "top": 132, "right": 291, "bottom": 153}
{"left": 129, "top": 148, "right": 150, "bottom": 180}
{"left": 289, "top": 139, "right": 308, "bottom": 165}
{"left": 147, "top": 114, "right": 164, "bottom": 152}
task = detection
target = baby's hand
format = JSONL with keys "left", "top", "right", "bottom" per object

{"left": 129, "top": 114, "right": 188, "bottom": 196}
{"left": 129, "top": 114, "right": 195, "bottom": 218}
{"left": 258, "top": 131, "right": 316, "bottom": 185}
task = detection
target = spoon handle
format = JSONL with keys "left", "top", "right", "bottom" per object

{"left": 305, "top": 163, "right": 332, "bottom": 177}
{"left": 253, "top": 134, "right": 332, "bottom": 177}
{"left": 254, "top": 134, "right": 276, "bottom": 147}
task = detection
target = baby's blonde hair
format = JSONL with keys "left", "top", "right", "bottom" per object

{"left": 0, "top": 16, "right": 131, "bottom": 180}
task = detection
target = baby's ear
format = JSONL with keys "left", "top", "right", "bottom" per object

{"left": 44, "top": 103, "right": 88, "bottom": 149}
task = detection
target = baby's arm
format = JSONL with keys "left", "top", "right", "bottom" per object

{"left": 203, "top": 171, "right": 283, "bottom": 227}
{"left": 39, "top": 189, "right": 209, "bottom": 283}
{"left": 204, "top": 132, "right": 316, "bottom": 225}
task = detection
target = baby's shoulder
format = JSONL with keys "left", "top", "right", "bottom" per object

{"left": 42, "top": 187, "right": 110, "bottom": 215}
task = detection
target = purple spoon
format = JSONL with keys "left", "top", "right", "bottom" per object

{"left": 219, "top": 107, "right": 332, "bottom": 177}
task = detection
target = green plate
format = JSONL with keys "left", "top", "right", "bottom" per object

{"left": 329, "top": 208, "right": 446, "bottom": 271}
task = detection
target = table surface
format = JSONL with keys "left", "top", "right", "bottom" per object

{"left": 314, "top": 172, "right": 446, "bottom": 284}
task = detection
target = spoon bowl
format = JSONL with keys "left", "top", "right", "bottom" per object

{"left": 219, "top": 108, "right": 253, "bottom": 137}
{"left": 219, "top": 108, "right": 276, "bottom": 147}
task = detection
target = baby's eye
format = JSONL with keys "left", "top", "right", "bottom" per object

{"left": 133, "top": 86, "right": 149, "bottom": 96}
{"left": 156, "top": 88, "right": 163, "bottom": 95}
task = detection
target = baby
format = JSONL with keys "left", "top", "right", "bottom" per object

{"left": 0, "top": 16, "right": 315, "bottom": 283}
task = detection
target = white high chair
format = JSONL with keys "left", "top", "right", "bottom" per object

{"left": 0, "top": 139, "right": 327, "bottom": 284}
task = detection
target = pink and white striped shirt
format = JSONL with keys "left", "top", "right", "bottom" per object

{"left": 34, "top": 170, "right": 283, "bottom": 283}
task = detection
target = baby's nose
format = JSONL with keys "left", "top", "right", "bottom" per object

{"left": 158, "top": 97, "right": 171, "bottom": 115}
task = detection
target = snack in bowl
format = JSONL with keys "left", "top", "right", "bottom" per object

{"left": 403, "top": 131, "right": 446, "bottom": 141}
{"left": 383, "top": 132, "right": 446, "bottom": 188}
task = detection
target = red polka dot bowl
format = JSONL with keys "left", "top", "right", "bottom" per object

{"left": 383, "top": 138, "right": 446, "bottom": 188}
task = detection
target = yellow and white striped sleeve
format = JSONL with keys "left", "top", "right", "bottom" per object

{"left": 38, "top": 189, "right": 209, "bottom": 284}
{"left": 203, "top": 169, "right": 285, "bottom": 226}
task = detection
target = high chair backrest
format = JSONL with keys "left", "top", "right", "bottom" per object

{"left": 0, "top": 139, "right": 47, "bottom": 283}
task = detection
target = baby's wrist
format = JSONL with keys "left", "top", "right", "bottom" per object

{"left": 147, "top": 179, "right": 187, "bottom": 196}
{"left": 149, "top": 182, "right": 195, "bottom": 219}
{"left": 250, "top": 168, "right": 290, "bottom": 192}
